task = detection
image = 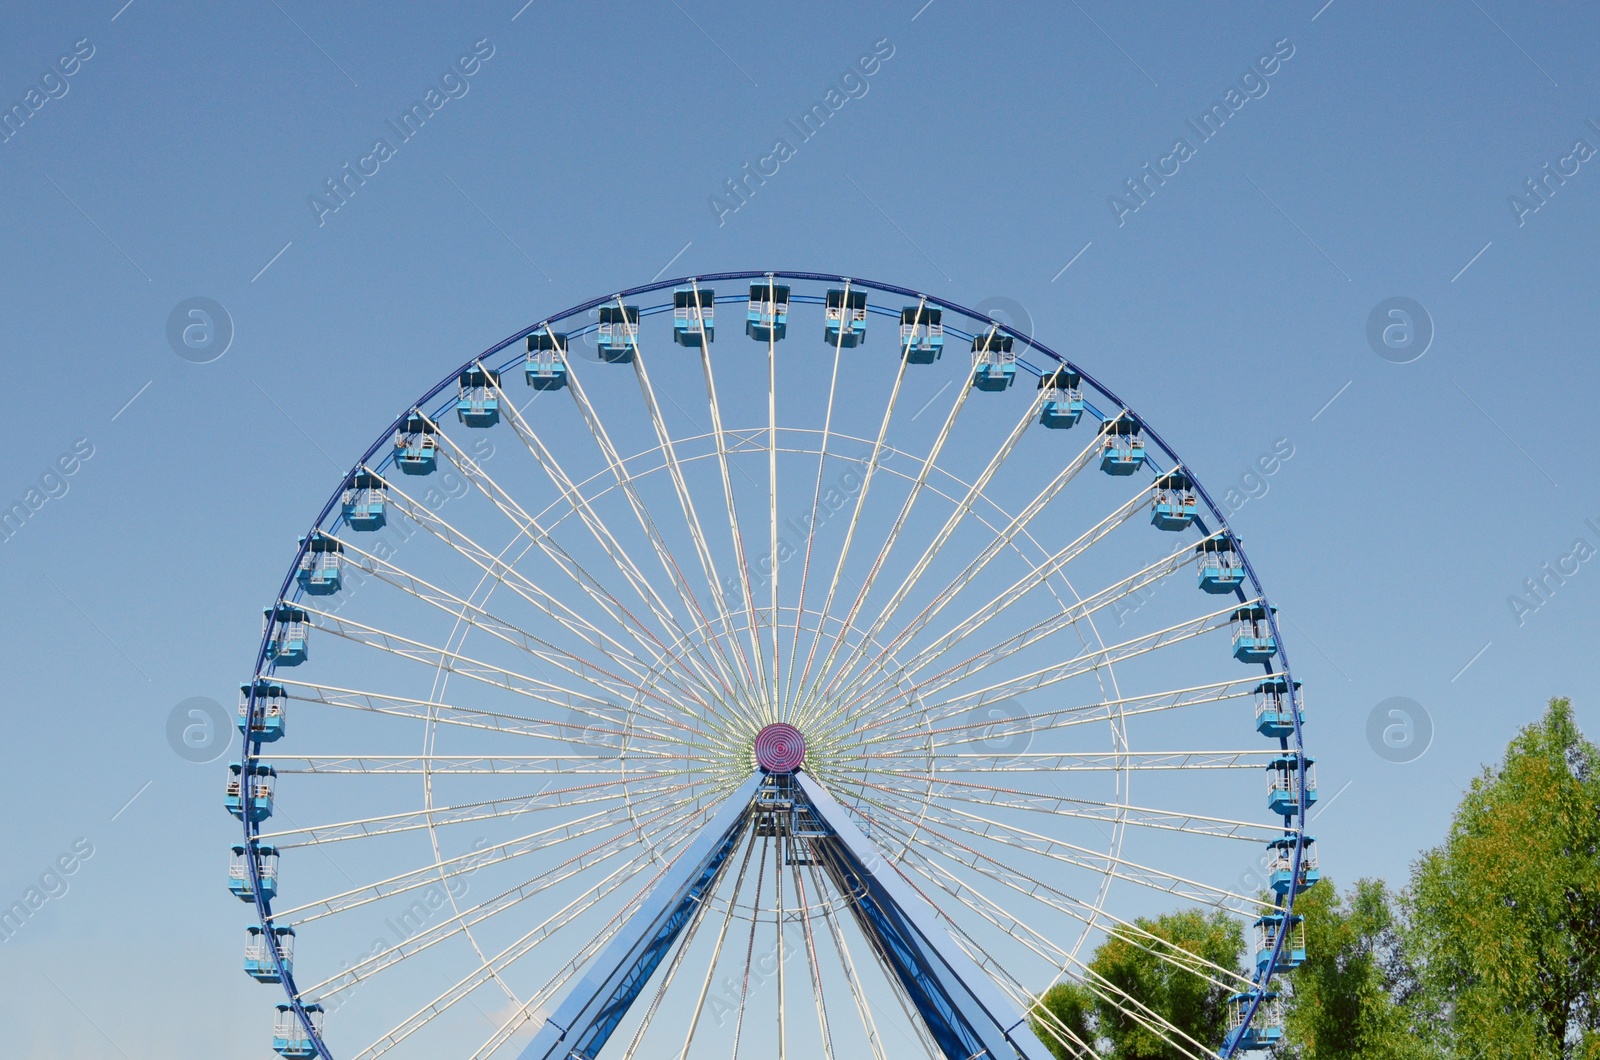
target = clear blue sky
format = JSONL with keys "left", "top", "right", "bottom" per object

{"left": 2, "top": 1, "right": 1598, "bottom": 1056}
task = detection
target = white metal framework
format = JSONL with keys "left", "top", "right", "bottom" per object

{"left": 234, "top": 273, "right": 1312, "bottom": 1060}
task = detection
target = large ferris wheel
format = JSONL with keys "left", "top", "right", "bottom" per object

{"left": 226, "top": 271, "right": 1317, "bottom": 1060}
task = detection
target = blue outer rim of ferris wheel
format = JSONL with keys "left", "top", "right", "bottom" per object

{"left": 238, "top": 270, "right": 1309, "bottom": 1059}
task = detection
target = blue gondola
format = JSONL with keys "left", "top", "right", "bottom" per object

{"left": 598, "top": 305, "right": 640, "bottom": 362}
{"left": 971, "top": 330, "right": 1016, "bottom": 390}
{"left": 296, "top": 534, "right": 342, "bottom": 595}
{"left": 229, "top": 843, "right": 279, "bottom": 902}
{"left": 244, "top": 925, "right": 295, "bottom": 982}
{"left": 1267, "top": 754, "right": 1317, "bottom": 816}
{"left": 238, "top": 680, "right": 286, "bottom": 743}
{"left": 1254, "top": 678, "right": 1302, "bottom": 738}
{"left": 394, "top": 412, "right": 438, "bottom": 475}
{"left": 273, "top": 1003, "right": 325, "bottom": 1058}
{"left": 1197, "top": 536, "right": 1244, "bottom": 594}
{"left": 456, "top": 367, "right": 501, "bottom": 427}
{"left": 1267, "top": 834, "right": 1320, "bottom": 897}
{"left": 824, "top": 288, "right": 867, "bottom": 347}
{"left": 1038, "top": 368, "right": 1084, "bottom": 428}
{"left": 1099, "top": 416, "right": 1145, "bottom": 474}
{"left": 1253, "top": 911, "right": 1306, "bottom": 972}
{"left": 1150, "top": 471, "right": 1197, "bottom": 530}
{"left": 526, "top": 331, "right": 570, "bottom": 389}
{"left": 264, "top": 605, "right": 309, "bottom": 666}
{"left": 1231, "top": 604, "right": 1277, "bottom": 663}
{"left": 746, "top": 280, "right": 790, "bottom": 341}
{"left": 225, "top": 763, "right": 276, "bottom": 822}
{"left": 1224, "top": 991, "right": 1285, "bottom": 1051}
{"left": 341, "top": 471, "right": 387, "bottom": 531}
{"left": 900, "top": 305, "right": 944, "bottom": 363}
{"left": 672, "top": 287, "right": 715, "bottom": 347}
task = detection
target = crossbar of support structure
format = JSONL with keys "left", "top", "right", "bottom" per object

{"left": 518, "top": 770, "right": 1052, "bottom": 1060}
{"left": 517, "top": 774, "right": 763, "bottom": 1060}
{"left": 796, "top": 772, "right": 1055, "bottom": 1060}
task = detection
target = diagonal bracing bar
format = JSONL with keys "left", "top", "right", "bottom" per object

{"left": 518, "top": 769, "right": 1051, "bottom": 1060}
{"left": 518, "top": 774, "right": 763, "bottom": 1060}
{"left": 796, "top": 772, "right": 1056, "bottom": 1060}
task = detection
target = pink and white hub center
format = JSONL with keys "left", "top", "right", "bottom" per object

{"left": 753, "top": 723, "right": 806, "bottom": 773}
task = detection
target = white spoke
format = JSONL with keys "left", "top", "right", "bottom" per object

{"left": 277, "top": 804, "right": 663, "bottom": 925}
{"left": 258, "top": 774, "right": 714, "bottom": 847}
{"left": 841, "top": 773, "right": 1281, "bottom": 842}
{"left": 805, "top": 309, "right": 978, "bottom": 720}
{"left": 356, "top": 802, "right": 717, "bottom": 1059}
{"left": 784, "top": 281, "right": 850, "bottom": 713}
{"left": 417, "top": 413, "right": 750, "bottom": 724}
{"left": 304, "top": 790, "right": 712, "bottom": 1002}
{"left": 793, "top": 311, "right": 912, "bottom": 709}
{"left": 814, "top": 438, "right": 1156, "bottom": 730}
{"left": 331, "top": 530, "right": 715, "bottom": 725}
{"left": 260, "top": 753, "right": 688, "bottom": 775}
{"left": 824, "top": 394, "right": 1098, "bottom": 715}
{"left": 850, "top": 598, "right": 1256, "bottom": 743}
{"left": 561, "top": 349, "right": 755, "bottom": 706}
{"left": 625, "top": 297, "right": 759, "bottom": 692}
{"left": 296, "top": 601, "right": 698, "bottom": 743}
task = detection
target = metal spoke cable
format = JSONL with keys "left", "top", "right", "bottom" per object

{"left": 791, "top": 313, "right": 913, "bottom": 712}
{"left": 561, "top": 347, "right": 754, "bottom": 708}
{"left": 623, "top": 295, "right": 759, "bottom": 693}
{"left": 687, "top": 277, "right": 773, "bottom": 712}
{"left": 784, "top": 280, "right": 850, "bottom": 713}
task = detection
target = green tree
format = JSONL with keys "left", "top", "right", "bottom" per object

{"left": 1031, "top": 908, "right": 1244, "bottom": 1059}
{"left": 1033, "top": 981, "right": 1095, "bottom": 1059}
{"left": 1281, "top": 877, "right": 1437, "bottom": 1059}
{"left": 1407, "top": 698, "right": 1600, "bottom": 1059}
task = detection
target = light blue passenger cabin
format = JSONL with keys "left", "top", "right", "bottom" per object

{"left": 1254, "top": 678, "right": 1301, "bottom": 738}
{"left": 747, "top": 281, "right": 790, "bottom": 341}
{"left": 1267, "top": 754, "right": 1317, "bottom": 816}
{"left": 456, "top": 367, "right": 500, "bottom": 427}
{"left": 1197, "top": 536, "right": 1245, "bottom": 594}
{"left": 341, "top": 471, "right": 386, "bottom": 531}
{"left": 1225, "top": 991, "right": 1285, "bottom": 1051}
{"left": 1253, "top": 911, "right": 1306, "bottom": 972}
{"left": 238, "top": 680, "right": 286, "bottom": 743}
{"left": 823, "top": 288, "right": 868, "bottom": 347}
{"left": 296, "top": 534, "right": 342, "bottom": 596}
{"left": 1038, "top": 367, "right": 1084, "bottom": 428}
{"left": 1231, "top": 604, "right": 1277, "bottom": 663}
{"left": 1267, "top": 833, "right": 1320, "bottom": 897}
{"left": 526, "top": 331, "right": 569, "bottom": 389}
{"left": 1098, "top": 416, "right": 1145, "bottom": 474}
{"left": 394, "top": 412, "right": 438, "bottom": 475}
{"left": 273, "top": 1003, "right": 325, "bottom": 1058}
{"left": 970, "top": 330, "right": 1016, "bottom": 391}
{"left": 244, "top": 925, "right": 295, "bottom": 982}
{"left": 229, "top": 843, "right": 279, "bottom": 902}
{"left": 900, "top": 305, "right": 944, "bottom": 363}
{"left": 263, "top": 605, "right": 309, "bottom": 666}
{"left": 672, "top": 287, "right": 715, "bottom": 347}
{"left": 598, "top": 305, "right": 640, "bottom": 362}
{"left": 225, "top": 762, "right": 276, "bottom": 822}
{"left": 1150, "top": 471, "right": 1198, "bottom": 530}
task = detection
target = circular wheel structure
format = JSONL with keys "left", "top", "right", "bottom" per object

{"left": 231, "top": 272, "right": 1315, "bottom": 1060}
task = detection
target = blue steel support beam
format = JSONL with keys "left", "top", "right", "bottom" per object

{"left": 796, "top": 772, "right": 1056, "bottom": 1060}
{"left": 517, "top": 774, "right": 763, "bottom": 1060}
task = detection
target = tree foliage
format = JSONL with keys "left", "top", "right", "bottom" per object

{"left": 1282, "top": 877, "right": 1433, "bottom": 1060}
{"left": 1407, "top": 698, "right": 1600, "bottom": 1058}
{"left": 1029, "top": 697, "right": 1600, "bottom": 1060}
{"left": 1031, "top": 908, "right": 1243, "bottom": 1059}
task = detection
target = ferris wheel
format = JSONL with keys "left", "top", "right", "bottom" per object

{"left": 228, "top": 271, "right": 1317, "bottom": 1060}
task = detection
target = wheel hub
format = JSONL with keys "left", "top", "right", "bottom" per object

{"left": 754, "top": 722, "right": 806, "bottom": 773}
